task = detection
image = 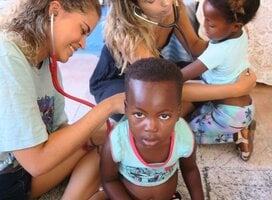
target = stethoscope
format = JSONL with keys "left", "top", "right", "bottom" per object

{"left": 48, "top": 13, "right": 112, "bottom": 134}
{"left": 133, "top": 0, "right": 193, "bottom": 61}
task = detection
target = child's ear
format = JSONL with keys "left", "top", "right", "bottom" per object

{"left": 178, "top": 104, "right": 182, "bottom": 119}
{"left": 124, "top": 99, "right": 128, "bottom": 113}
{"left": 233, "top": 22, "right": 243, "bottom": 32}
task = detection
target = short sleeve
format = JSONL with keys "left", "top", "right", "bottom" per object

{"left": 109, "top": 120, "right": 129, "bottom": 162}
{"left": 174, "top": 119, "right": 195, "bottom": 158}
{"left": 198, "top": 42, "right": 225, "bottom": 70}
{"left": 0, "top": 39, "right": 48, "bottom": 151}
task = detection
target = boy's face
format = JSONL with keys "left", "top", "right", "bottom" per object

{"left": 203, "top": 0, "right": 237, "bottom": 42}
{"left": 125, "top": 79, "right": 180, "bottom": 148}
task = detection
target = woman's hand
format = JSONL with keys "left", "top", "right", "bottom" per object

{"left": 234, "top": 68, "right": 256, "bottom": 97}
{"left": 106, "top": 92, "right": 125, "bottom": 115}
{"left": 182, "top": 68, "right": 257, "bottom": 102}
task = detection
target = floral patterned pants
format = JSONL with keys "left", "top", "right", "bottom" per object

{"left": 189, "top": 101, "right": 255, "bottom": 144}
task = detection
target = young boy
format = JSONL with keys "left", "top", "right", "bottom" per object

{"left": 100, "top": 58, "right": 204, "bottom": 200}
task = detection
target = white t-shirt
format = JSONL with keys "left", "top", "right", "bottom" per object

{"left": 0, "top": 33, "right": 67, "bottom": 171}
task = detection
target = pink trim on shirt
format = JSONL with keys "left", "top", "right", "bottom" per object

{"left": 129, "top": 130, "right": 175, "bottom": 168}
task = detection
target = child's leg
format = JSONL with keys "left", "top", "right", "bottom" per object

{"left": 189, "top": 102, "right": 255, "bottom": 144}
{"left": 235, "top": 120, "right": 256, "bottom": 161}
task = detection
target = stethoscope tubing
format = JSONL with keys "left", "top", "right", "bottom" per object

{"left": 159, "top": 5, "right": 193, "bottom": 61}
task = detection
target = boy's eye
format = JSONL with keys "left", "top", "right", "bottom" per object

{"left": 133, "top": 112, "right": 145, "bottom": 119}
{"left": 159, "top": 114, "right": 170, "bottom": 120}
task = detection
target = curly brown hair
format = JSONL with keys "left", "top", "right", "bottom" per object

{"left": 0, "top": 0, "right": 101, "bottom": 66}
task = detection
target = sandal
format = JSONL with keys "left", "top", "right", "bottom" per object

{"left": 171, "top": 191, "right": 182, "bottom": 200}
{"left": 235, "top": 120, "right": 256, "bottom": 161}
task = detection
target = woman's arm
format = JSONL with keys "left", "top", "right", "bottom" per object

{"left": 14, "top": 93, "right": 125, "bottom": 176}
{"left": 182, "top": 69, "right": 256, "bottom": 102}
{"left": 175, "top": 1, "right": 208, "bottom": 57}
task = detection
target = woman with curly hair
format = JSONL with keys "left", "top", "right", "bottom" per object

{"left": 0, "top": 0, "right": 124, "bottom": 199}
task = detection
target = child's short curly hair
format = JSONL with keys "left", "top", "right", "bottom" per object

{"left": 124, "top": 58, "right": 183, "bottom": 104}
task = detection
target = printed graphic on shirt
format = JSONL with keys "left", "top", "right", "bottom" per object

{"left": 37, "top": 95, "right": 54, "bottom": 133}
{"left": 121, "top": 163, "right": 176, "bottom": 184}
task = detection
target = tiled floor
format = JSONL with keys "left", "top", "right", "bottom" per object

{"left": 38, "top": 53, "right": 272, "bottom": 200}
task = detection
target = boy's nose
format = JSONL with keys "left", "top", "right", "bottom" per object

{"left": 144, "top": 118, "right": 158, "bottom": 132}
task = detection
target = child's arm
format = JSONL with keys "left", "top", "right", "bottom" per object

{"left": 181, "top": 59, "right": 208, "bottom": 82}
{"left": 100, "top": 137, "right": 132, "bottom": 200}
{"left": 179, "top": 144, "right": 204, "bottom": 200}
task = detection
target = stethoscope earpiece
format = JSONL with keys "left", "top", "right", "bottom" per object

{"left": 50, "top": 11, "right": 58, "bottom": 20}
